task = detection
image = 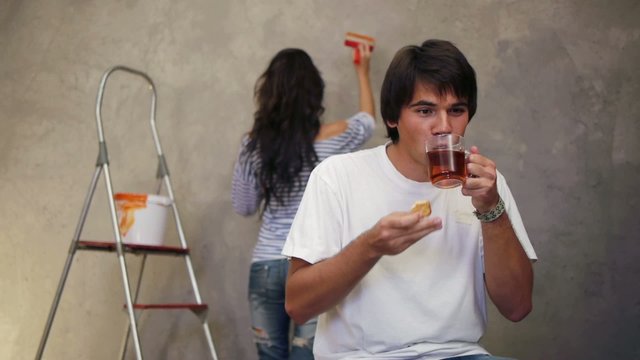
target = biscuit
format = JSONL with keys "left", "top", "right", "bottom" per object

{"left": 410, "top": 200, "right": 431, "bottom": 217}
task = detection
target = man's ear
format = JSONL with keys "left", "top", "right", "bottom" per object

{"left": 385, "top": 119, "right": 398, "bottom": 128}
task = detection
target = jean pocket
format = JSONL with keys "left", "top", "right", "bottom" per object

{"left": 248, "top": 262, "right": 270, "bottom": 297}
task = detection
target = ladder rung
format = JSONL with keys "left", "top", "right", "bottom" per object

{"left": 127, "top": 303, "right": 208, "bottom": 311}
{"left": 77, "top": 240, "right": 189, "bottom": 256}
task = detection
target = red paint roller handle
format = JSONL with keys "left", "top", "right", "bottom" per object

{"left": 344, "top": 40, "right": 375, "bottom": 51}
{"left": 344, "top": 40, "right": 375, "bottom": 64}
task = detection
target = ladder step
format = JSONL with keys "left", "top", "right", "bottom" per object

{"left": 127, "top": 303, "right": 208, "bottom": 312}
{"left": 125, "top": 303, "right": 209, "bottom": 319}
{"left": 77, "top": 240, "right": 189, "bottom": 256}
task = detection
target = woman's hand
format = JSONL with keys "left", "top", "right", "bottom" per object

{"left": 354, "top": 42, "right": 371, "bottom": 75}
{"left": 353, "top": 42, "right": 374, "bottom": 117}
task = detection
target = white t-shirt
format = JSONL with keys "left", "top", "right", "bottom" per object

{"left": 282, "top": 144, "right": 537, "bottom": 360}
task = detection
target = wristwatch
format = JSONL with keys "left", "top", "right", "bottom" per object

{"left": 473, "top": 197, "right": 505, "bottom": 223}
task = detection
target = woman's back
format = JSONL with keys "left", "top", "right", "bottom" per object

{"left": 233, "top": 112, "right": 375, "bottom": 262}
{"left": 231, "top": 44, "right": 375, "bottom": 360}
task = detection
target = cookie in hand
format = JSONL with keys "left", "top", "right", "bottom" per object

{"left": 410, "top": 200, "right": 431, "bottom": 217}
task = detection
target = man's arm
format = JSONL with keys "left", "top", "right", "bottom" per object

{"left": 285, "top": 212, "right": 442, "bottom": 325}
{"left": 481, "top": 213, "right": 533, "bottom": 321}
{"left": 464, "top": 146, "right": 533, "bottom": 322}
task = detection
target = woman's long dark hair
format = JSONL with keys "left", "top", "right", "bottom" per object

{"left": 247, "top": 48, "right": 325, "bottom": 211}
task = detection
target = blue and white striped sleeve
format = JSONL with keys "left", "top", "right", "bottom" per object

{"left": 231, "top": 137, "right": 262, "bottom": 216}
{"left": 334, "top": 112, "right": 375, "bottom": 153}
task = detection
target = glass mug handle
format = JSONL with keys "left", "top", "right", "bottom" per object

{"left": 464, "top": 150, "right": 480, "bottom": 179}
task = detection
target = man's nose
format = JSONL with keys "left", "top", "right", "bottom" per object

{"left": 432, "top": 112, "right": 452, "bottom": 135}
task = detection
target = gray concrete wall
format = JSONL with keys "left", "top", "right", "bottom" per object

{"left": 1, "top": 0, "right": 639, "bottom": 359}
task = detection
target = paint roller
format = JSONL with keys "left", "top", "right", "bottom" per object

{"left": 344, "top": 32, "right": 375, "bottom": 64}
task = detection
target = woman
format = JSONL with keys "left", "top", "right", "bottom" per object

{"left": 232, "top": 44, "right": 375, "bottom": 359}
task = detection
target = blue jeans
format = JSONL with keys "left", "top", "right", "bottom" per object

{"left": 249, "top": 259, "right": 316, "bottom": 360}
{"left": 446, "top": 355, "right": 516, "bottom": 360}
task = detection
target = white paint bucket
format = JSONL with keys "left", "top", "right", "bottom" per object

{"left": 114, "top": 193, "right": 172, "bottom": 246}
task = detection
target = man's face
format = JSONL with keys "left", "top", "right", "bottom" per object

{"left": 387, "top": 83, "right": 470, "bottom": 167}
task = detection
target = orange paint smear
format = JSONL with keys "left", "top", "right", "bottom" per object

{"left": 115, "top": 193, "right": 148, "bottom": 237}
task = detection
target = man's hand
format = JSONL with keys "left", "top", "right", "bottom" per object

{"left": 462, "top": 146, "right": 500, "bottom": 212}
{"left": 363, "top": 212, "right": 442, "bottom": 258}
{"left": 285, "top": 211, "right": 441, "bottom": 324}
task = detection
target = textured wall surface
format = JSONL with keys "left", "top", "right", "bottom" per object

{"left": 1, "top": 1, "right": 639, "bottom": 359}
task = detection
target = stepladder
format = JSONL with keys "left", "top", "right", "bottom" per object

{"left": 35, "top": 66, "right": 220, "bottom": 360}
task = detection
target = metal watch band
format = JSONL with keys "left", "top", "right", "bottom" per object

{"left": 473, "top": 197, "right": 505, "bottom": 223}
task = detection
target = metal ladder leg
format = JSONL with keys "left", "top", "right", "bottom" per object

{"left": 149, "top": 78, "right": 219, "bottom": 359}
{"left": 92, "top": 66, "right": 150, "bottom": 359}
{"left": 119, "top": 254, "right": 148, "bottom": 360}
{"left": 103, "top": 65, "right": 218, "bottom": 359}
{"left": 158, "top": 159, "right": 218, "bottom": 360}
{"left": 120, "top": 177, "right": 165, "bottom": 359}
{"left": 103, "top": 164, "right": 145, "bottom": 360}
{"left": 35, "top": 166, "right": 102, "bottom": 360}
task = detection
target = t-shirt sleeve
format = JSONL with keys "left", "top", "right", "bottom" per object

{"left": 495, "top": 172, "right": 538, "bottom": 261}
{"left": 231, "top": 136, "right": 262, "bottom": 216}
{"left": 282, "top": 162, "right": 344, "bottom": 264}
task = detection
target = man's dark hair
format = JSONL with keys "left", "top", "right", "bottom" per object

{"left": 380, "top": 39, "right": 477, "bottom": 143}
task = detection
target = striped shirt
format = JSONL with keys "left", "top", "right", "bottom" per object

{"left": 232, "top": 112, "right": 375, "bottom": 262}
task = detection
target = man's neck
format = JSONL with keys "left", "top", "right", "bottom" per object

{"left": 385, "top": 143, "right": 431, "bottom": 183}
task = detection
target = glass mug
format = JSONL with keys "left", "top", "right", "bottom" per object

{"left": 425, "top": 134, "right": 467, "bottom": 189}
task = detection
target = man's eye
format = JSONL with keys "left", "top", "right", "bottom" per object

{"left": 449, "top": 108, "right": 466, "bottom": 115}
{"left": 418, "top": 108, "right": 434, "bottom": 115}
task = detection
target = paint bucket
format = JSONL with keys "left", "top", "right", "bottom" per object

{"left": 114, "top": 193, "right": 172, "bottom": 246}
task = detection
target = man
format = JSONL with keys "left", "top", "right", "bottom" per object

{"left": 282, "top": 39, "right": 537, "bottom": 360}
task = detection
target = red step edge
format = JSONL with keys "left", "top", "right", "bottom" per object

{"left": 77, "top": 240, "right": 189, "bottom": 255}
{"left": 125, "top": 303, "right": 208, "bottom": 311}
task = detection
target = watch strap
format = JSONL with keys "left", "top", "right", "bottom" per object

{"left": 473, "top": 197, "right": 505, "bottom": 223}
